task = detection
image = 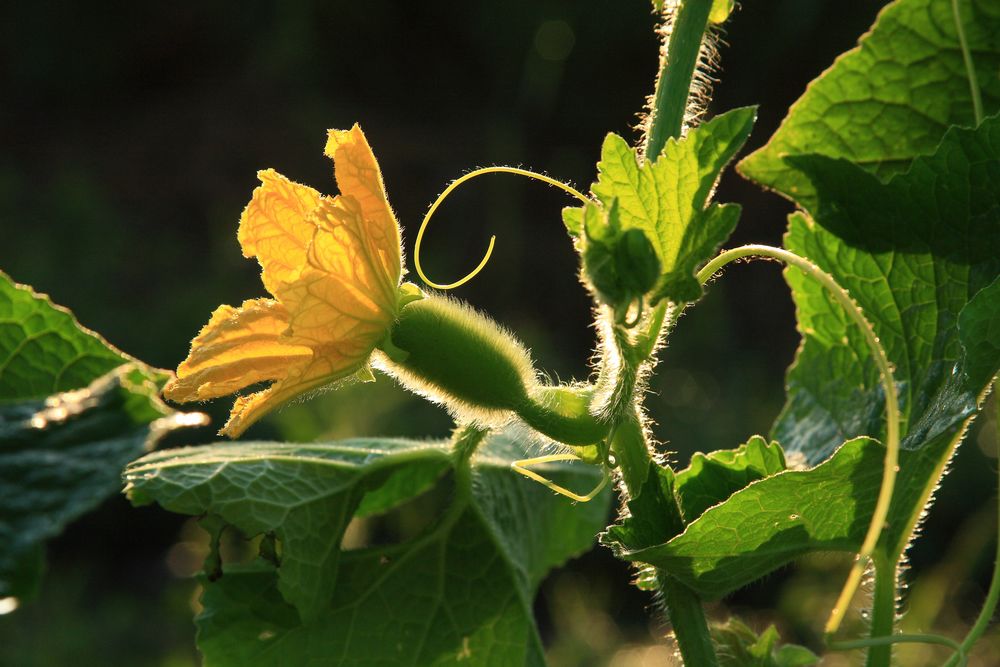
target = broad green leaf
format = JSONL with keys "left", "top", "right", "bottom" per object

{"left": 674, "top": 435, "right": 785, "bottom": 521}
{"left": 0, "top": 364, "right": 193, "bottom": 599}
{"left": 957, "top": 275, "right": 1000, "bottom": 391}
{"left": 126, "top": 438, "right": 455, "bottom": 623}
{"left": 0, "top": 272, "right": 129, "bottom": 401}
{"left": 617, "top": 437, "right": 880, "bottom": 598}
{"left": 775, "top": 116, "right": 1000, "bottom": 465}
{"left": 739, "top": 0, "right": 1000, "bottom": 209}
{"left": 124, "top": 432, "right": 611, "bottom": 666}
{"left": 575, "top": 106, "right": 755, "bottom": 305}
{"left": 617, "top": 118, "right": 1000, "bottom": 597}
{"left": 0, "top": 272, "right": 197, "bottom": 601}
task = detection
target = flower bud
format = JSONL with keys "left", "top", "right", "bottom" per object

{"left": 581, "top": 200, "right": 660, "bottom": 315}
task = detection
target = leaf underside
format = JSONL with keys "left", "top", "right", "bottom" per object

{"left": 0, "top": 272, "right": 193, "bottom": 599}
{"left": 124, "top": 432, "right": 611, "bottom": 666}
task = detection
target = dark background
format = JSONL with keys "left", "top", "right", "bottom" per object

{"left": 1, "top": 1, "right": 997, "bottom": 665}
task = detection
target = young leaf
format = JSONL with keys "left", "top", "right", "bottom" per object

{"left": 602, "top": 460, "right": 685, "bottom": 553}
{"left": 674, "top": 435, "right": 786, "bottom": 522}
{"left": 0, "top": 271, "right": 129, "bottom": 400}
{"left": 618, "top": 437, "right": 881, "bottom": 598}
{"left": 712, "top": 618, "right": 819, "bottom": 667}
{"left": 0, "top": 364, "right": 192, "bottom": 599}
{"left": 123, "top": 432, "right": 611, "bottom": 666}
{"left": 603, "top": 436, "right": 786, "bottom": 558}
{"left": 579, "top": 106, "right": 755, "bottom": 305}
{"left": 739, "top": 0, "right": 1000, "bottom": 209}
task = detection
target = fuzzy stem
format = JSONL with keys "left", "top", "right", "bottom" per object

{"left": 644, "top": 0, "right": 714, "bottom": 160}
{"left": 944, "top": 389, "right": 1000, "bottom": 667}
{"left": 865, "top": 554, "right": 899, "bottom": 667}
{"left": 609, "top": 414, "right": 719, "bottom": 666}
{"left": 660, "top": 573, "right": 718, "bottom": 665}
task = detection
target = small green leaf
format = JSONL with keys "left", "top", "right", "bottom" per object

{"left": 0, "top": 272, "right": 129, "bottom": 401}
{"left": 0, "top": 364, "right": 192, "bottom": 599}
{"left": 579, "top": 199, "right": 661, "bottom": 311}
{"left": 124, "top": 431, "right": 611, "bottom": 666}
{"left": 579, "top": 106, "right": 755, "bottom": 305}
{"left": 674, "top": 435, "right": 786, "bottom": 522}
{"left": 603, "top": 460, "right": 684, "bottom": 553}
{"left": 562, "top": 206, "right": 583, "bottom": 237}
{"left": 712, "top": 618, "right": 819, "bottom": 667}
{"left": 619, "top": 437, "right": 880, "bottom": 598}
{"left": 739, "top": 0, "right": 1000, "bottom": 208}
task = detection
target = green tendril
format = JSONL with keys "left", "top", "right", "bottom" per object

{"left": 697, "top": 244, "right": 901, "bottom": 637}
{"left": 951, "top": 0, "right": 983, "bottom": 126}
{"left": 414, "top": 166, "right": 590, "bottom": 290}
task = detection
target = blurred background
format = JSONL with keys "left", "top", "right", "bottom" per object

{"left": 1, "top": 1, "right": 997, "bottom": 665}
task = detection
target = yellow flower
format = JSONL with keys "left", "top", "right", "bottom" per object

{"left": 164, "top": 125, "right": 403, "bottom": 437}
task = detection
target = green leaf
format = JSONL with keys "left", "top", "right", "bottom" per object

{"left": 0, "top": 271, "right": 129, "bottom": 401}
{"left": 957, "top": 275, "right": 1000, "bottom": 391}
{"left": 581, "top": 106, "right": 755, "bottom": 305}
{"left": 603, "top": 436, "right": 786, "bottom": 560}
{"left": 618, "top": 118, "right": 1000, "bottom": 597}
{"left": 0, "top": 272, "right": 198, "bottom": 601}
{"left": 619, "top": 437, "right": 880, "bottom": 599}
{"left": 124, "top": 431, "right": 611, "bottom": 666}
{"left": 739, "top": 0, "right": 1000, "bottom": 208}
{"left": 603, "top": 460, "right": 684, "bottom": 553}
{"left": 580, "top": 199, "right": 661, "bottom": 313}
{"left": 775, "top": 116, "right": 1000, "bottom": 465}
{"left": 674, "top": 435, "right": 786, "bottom": 522}
{"left": 0, "top": 363, "right": 193, "bottom": 599}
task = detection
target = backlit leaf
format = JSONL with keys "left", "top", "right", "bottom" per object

{"left": 124, "top": 431, "right": 611, "bottom": 666}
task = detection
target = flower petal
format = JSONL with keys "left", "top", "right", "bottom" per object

{"left": 219, "top": 354, "right": 361, "bottom": 438}
{"left": 276, "top": 195, "right": 398, "bottom": 353}
{"left": 238, "top": 169, "right": 321, "bottom": 295}
{"left": 164, "top": 299, "right": 311, "bottom": 402}
{"left": 324, "top": 124, "right": 402, "bottom": 288}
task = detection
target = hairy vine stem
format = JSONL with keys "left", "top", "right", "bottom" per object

{"left": 619, "top": 2, "right": 720, "bottom": 664}
{"left": 644, "top": 0, "right": 714, "bottom": 158}
{"left": 943, "top": 389, "right": 1000, "bottom": 667}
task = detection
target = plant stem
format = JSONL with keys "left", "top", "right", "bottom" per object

{"left": 604, "top": 4, "right": 721, "bottom": 663}
{"left": 865, "top": 554, "right": 898, "bottom": 667}
{"left": 609, "top": 413, "right": 651, "bottom": 493}
{"left": 951, "top": 0, "right": 984, "bottom": 126}
{"left": 660, "top": 573, "right": 718, "bottom": 664}
{"left": 944, "top": 390, "right": 1000, "bottom": 667}
{"left": 644, "top": 0, "right": 714, "bottom": 160}
{"left": 610, "top": 414, "right": 719, "bottom": 666}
